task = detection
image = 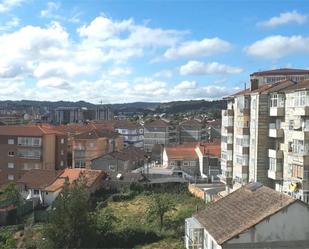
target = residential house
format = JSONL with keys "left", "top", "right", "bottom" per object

{"left": 144, "top": 119, "right": 178, "bottom": 152}
{"left": 163, "top": 144, "right": 200, "bottom": 179}
{"left": 72, "top": 129, "right": 123, "bottom": 168}
{"left": 162, "top": 143, "right": 221, "bottom": 180}
{"left": 18, "top": 168, "right": 105, "bottom": 206}
{"left": 185, "top": 182, "right": 309, "bottom": 249}
{"left": 0, "top": 125, "right": 67, "bottom": 185}
{"left": 91, "top": 147, "right": 146, "bottom": 173}
{"left": 195, "top": 142, "right": 221, "bottom": 180}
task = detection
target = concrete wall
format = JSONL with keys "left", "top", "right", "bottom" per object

{"left": 226, "top": 202, "right": 309, "bottom": 245}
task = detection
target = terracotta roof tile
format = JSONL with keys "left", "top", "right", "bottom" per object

{"left": 194, "top": 183, "right": 296, "bottom": 245}
{"left": 250, "top": 68, "right": 309, "bottom": 77}
{"left": 0, "top": 125, "right": 65, "bottom": 136}
{"left": 165, "top": 145, "right": 198, "bottom": 160}
{"left": 17, "top": 169, "right": 60, "bottom": 189}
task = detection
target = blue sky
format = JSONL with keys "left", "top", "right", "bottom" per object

{"left": 0, "top": 0, "right": 308, "bottom": 103}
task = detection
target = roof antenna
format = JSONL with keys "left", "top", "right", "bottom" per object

{"left": 244, "top": 82, "right": 247, "bottom": 90}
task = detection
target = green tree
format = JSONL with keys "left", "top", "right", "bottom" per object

{"left": 147, "top": 193, "right": 176, "bottom": 231}
{"left": 96, "top": 207, "right": 117, "bottom": 235}
{"left": 44, "top": 175, "right": 96, "bottom": 248}
{"left": 3, "top": 182, "right": 21, "bottom": 206}
{"left": 0, "top": 229, "right": 16, "bottom": 249}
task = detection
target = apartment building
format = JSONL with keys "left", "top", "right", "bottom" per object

{"left": 250, "top": 68, "right": 309, "bottom": 86}
{"left": 72, "top": 129, "right": 123, "bottom": 168}
{"left": 221, "top": 68, "right": 309, "bottom": 203}
{"left": 0, "top": 125, "right": 67, "bottom": 185}
{"left": 113, "top": 120, "right": 144, "bottom": 148}
{"left": 143, "top": 119, "right": 178, "bottom": 152}
{"left": 179, "top": 119, "right": 206, "bottom": 143}
{"left": 55, "top": 105, "right": 113, "bottom": 124}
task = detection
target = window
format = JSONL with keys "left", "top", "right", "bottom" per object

{"left": 270, "top": 93, "right": 284, "bottom": 108}
{"left": 60, "top": 161, "right": 64, "bottom": 167}
{"left": 109, "top": 165, "right": 115, "bottom": 171}
{"left": 183, "top": 162, "right": 189, "bottom": 166}
{"left": 269, "top": 158, "right": 276, "bottom": 171}
{"left": 17, "top": 149, "right": 41, "bottom": 159}
{"left": 8, "top": 139, "right": 14, "bottom": 145}
{"left": 294, "top": 91, "right": 309, "bottom": 107}
{"left": 33, "top": 189, "right": 39, "bottom": 195}
{"left": 75, "top": 160, "right": 86, "bottom": 168}
{"left": 61, "top": 150, "right": 64, "bottom": 155}
{"left": 7, "top": 174, "right": 14, "bottom": 180}
{"left": 289, "top": 120, "right": 294, "bottom": 130}
{"left": 292, "top": 164, "right": 303, "bottom": 179}
{"left": 8, "top": 163, "right": 14, "bottom": 169}
{"left": 17, "top": 137, "right": 42, "bottom": 147}
{"left": 61, "top": 138, "right": 65, "bottom": 144}
{"left": 8, "top": 151, "right": 15, "bottom": 157}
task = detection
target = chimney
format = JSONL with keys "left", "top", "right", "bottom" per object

{"left": 250, "top": 79, "right": 259, "bottom": 91}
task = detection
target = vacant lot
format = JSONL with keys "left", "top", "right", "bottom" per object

{"left": 99, "top": 184, "right": 206, "bottom": 248}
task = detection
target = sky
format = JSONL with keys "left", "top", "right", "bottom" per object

{"left": 0, "top": 0, "right": 309, "bottom": 104}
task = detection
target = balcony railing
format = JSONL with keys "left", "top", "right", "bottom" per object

{"left": 269, "top": 107, "right": 284, "bottom": 117}
{"left": 268, "top": 149, "right": 283, "bottom": 159}
{"left": 269, "top": 124, "right": 284, "bottom": 138}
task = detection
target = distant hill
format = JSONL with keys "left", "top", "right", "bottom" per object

{"left": 155, "top": 99, "right": 226, "bottom": 114}
{"left": 0, "top": 99, "right": 225, "bottom": 115}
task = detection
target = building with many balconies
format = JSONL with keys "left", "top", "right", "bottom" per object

{"left": 220, "top": 68, "right": 309, "bottom": 203}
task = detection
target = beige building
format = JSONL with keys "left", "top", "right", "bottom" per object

{"left": 221, "top": 68, "right": 309, "bottom": 204}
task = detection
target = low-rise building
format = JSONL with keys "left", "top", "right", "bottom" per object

{"left": 163, "top": 143, "right": 221, "bottom": 180}
{"left": 113, "top": 120, "right": 144, "bottom": 148}
{"left": 17, "top": 168, "right": 105, "bottom": 206}
{"left": 91, "top": 147, "right": 146, "bottom": 173}
{"left": 185, "top": 182, "right": 309, "bottom": 249}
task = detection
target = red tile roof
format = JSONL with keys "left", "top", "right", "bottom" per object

{"left": 196, "top": 142, "right": 221, "bottom": 157}
{"left": 250, "top": 68, "right": 309, "bottom": 77}
{"left": 17, "top": 169, "right": 60, "bottom": 189}
{"left": 44, "top": 168, "right": 106, "bottom": 192}
{"left": 165, "top": 145, "right": 198, "bottom": 160}
{"left": 0, "top": 124, "right": 66, "bottom": 136}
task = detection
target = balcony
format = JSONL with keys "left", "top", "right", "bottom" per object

{"left": 269, "top": 124, "right": 284, "bottom": 138}
{"left": 269, "top": 107, "right": 284, "bottom": 117}
{"left": 268, "top": 149, "right": 283, "bottom": 159}
{"left": 292, "top": 130, "right": 309, "bottom": 141}
{"left": 237, "top": 127, "right": 250, "bottom": 135}
{"left": 222, "top": 109, "right": 234, "bottom": 117}
{"left": 294, "top": 106, "right": 309, "bottom": 116}
{"left": 288, "top": 153, "right": 309, "bottom": 166}
{"left": 220, "top": 158, "right": 233, "bottom": 170}
{"left": 218, "top": 172, "right": 233, "bottom": 185}
{"left": 268, "top": 169, "right": 283, "bottom": 180}
{"left": 221, "top": 142, "right": 233, "bottom": 151}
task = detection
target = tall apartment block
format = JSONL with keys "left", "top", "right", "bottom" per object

{"left": 0, "top": 125, "right": 67, "bottom": 185}
{"left": 55, "top": 105, "right": 113, "bottom": 124}
{"left": 221, "top": 68, "right": 309, "bottom": 203}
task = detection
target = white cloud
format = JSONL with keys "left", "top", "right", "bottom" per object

{"left": 258, "top": 11, "right": 307, "bottom": 28}
{"left": 245, "top": 35, "right": 309, "bottom": 59}
{"left": 180, "top": 61, "right": 244, "bottom": 75}
{"left": 40, "top": 2, "right": 61, "bottom": 19}
{"left": 107, "top": 67, "right": 132, "bottom": 76}
{"left": 0, "top": 17, "right": 20, "bottom": 31}
{"left": 174, "top": 81, "right": 197, "bottom": 90}
{"left": 37, "top": 77, "right": 72, "bottom": 89}
{"left": 163, "top": 38, "right": 232, "bottom": 60}
{"left": 153, "top": 69, "right": 173, "bottom": 78}
{"left": 0, "top": 0, "right": 24, "bottom": 13}
{"left": 78, "top": 16, "right": 186, "bottom": 49}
